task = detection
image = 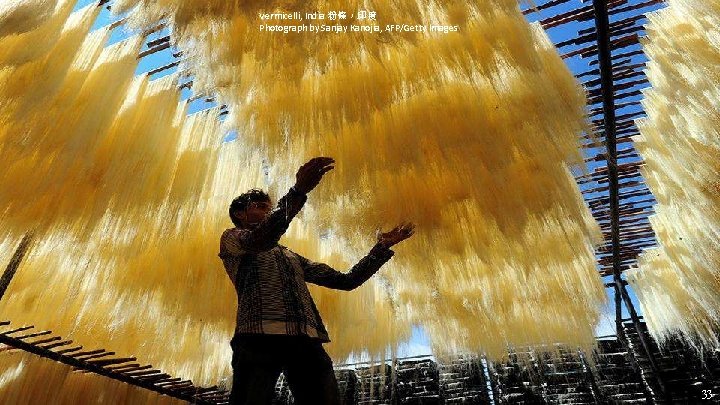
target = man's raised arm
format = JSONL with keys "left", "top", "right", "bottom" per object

{"left": 232, "top": 157, "right": 335, "bottom": 253}
{"left": 300, "top": 223, "right": 416, "bottom": 290}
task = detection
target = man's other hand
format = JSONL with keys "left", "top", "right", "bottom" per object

{"left": 377, "top": 223, "right": 416, "bottom": 248}
{"left": 294, "top": 157, "right": 335, "bottom": 194}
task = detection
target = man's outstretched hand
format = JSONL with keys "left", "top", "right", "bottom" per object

{"left": 294, "top": 157, "right": 335, "bottom": 194}
{"left": 377, "top": 223, "right": 416, "bottom": 248}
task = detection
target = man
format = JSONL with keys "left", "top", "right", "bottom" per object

{"left": 219, "top": 157, "right": 415, "bottom": 405}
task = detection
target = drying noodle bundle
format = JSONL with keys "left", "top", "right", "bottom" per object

{"left": 0, "top": 2, "right": 235, "bottom": 400}
{"left": 626, "top": 0, "right": 720, "bottom": 351}
{"left": 115, "top": 0, "right": 606, "bottom": 359}
{"left": 1, "top": 2, "right": 138, "bottom": 236}
{"left": 0, "top": 0, "right": 56, "bottom": 38}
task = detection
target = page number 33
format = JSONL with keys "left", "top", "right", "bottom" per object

{"left": 703, "top": 389, "right": 716, "bottom": 400}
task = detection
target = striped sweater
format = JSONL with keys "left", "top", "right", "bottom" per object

{"left": 218, "top": 188, "right": 394, "bottom": 342}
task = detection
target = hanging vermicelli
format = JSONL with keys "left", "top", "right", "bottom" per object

{"left": 625, "top": 0, "right": 720, "bottom": 351}
{"left": 1, "top": 0, "right": 608, "bottom": 402}
{"left": 113, "top": 0, "right": 605, "bottom": 359}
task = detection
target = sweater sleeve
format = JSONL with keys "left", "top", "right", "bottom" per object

{"left": 299, "top": 244, "right": 395, "bottom": 291}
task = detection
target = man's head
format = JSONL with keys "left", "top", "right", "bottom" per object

{"left": 229, "top": 189, "right": 272, "bottom": 229}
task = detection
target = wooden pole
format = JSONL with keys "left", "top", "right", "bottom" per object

{"left": 0, "top": 231, "right": 35, "bottom": 302}
{"left": 590, "top": 0, "right": 669, "bottom": 400}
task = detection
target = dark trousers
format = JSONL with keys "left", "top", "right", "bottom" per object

{"left": 229, "top": 334, "right": 341, "bottom": 405}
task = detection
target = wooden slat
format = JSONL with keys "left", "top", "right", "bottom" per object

{"left": 0, "top": 322, "right": 228, "bottom": 404}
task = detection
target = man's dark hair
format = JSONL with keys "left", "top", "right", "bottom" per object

{"left": 229, "top": 189, "right": 271, "bottom": 227}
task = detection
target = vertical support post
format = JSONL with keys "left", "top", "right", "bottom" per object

{"left": 614, "top": 284, "right": 623, "bottom": 340}
{"left": 578, "top": 349, "right": 603, "bottom": 404}
{"left": 589, "top": 0, "right": 668, "bottom": 400}
{"left": 0, "top": 231, "right": 35, "bottom": 301}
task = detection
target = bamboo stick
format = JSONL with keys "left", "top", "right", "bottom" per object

{"left": 0, "top": 232, "right": 35, "bottom": 301}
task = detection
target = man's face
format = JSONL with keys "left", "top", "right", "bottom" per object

{"left": 235, "top": 200, "right": 272, "bottom": 228}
